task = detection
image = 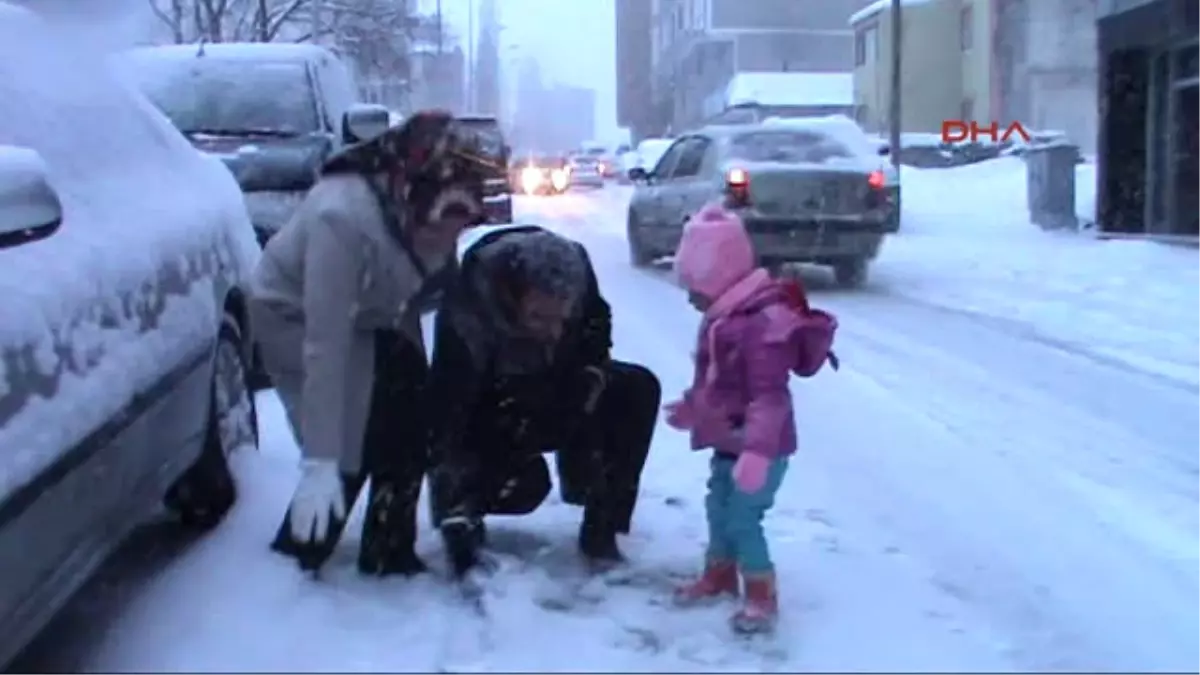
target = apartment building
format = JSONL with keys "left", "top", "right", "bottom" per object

{"left": 851, "top": 0, "right": 1099, "bottom": 150}
{"left": 651, "top": 0, "right": 863, "bottom": 132}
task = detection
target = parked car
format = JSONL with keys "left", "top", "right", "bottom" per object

{"left": 0, "top": 7, "right": 261, "bottom": 666}
{"left": 625, "top": 117, "right": 901, "bottom": 287}
{"left": 455, "top": 114, "right": 514, "bottom": 224}
{"left": 512, "top": 154, "right": 570, "bottom": 195}
{"left": 580, "top": 144, "right": 617, "bottom": 179}
{"left": 120, "top": 43, "right": 391, "bottom": 248}
{"left": 567, "top": 155, "right": 606, "bottom": 189}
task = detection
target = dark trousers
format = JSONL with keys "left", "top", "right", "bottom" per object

{"left": 475, "top": 360, "right": 661, "bottom": 538}
{"left": 271, "top": 330, "right": 429, "bottom": 574}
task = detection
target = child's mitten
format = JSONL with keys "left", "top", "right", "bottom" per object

{"left": 732, "top": 453, "right": 771, "bottom": 493}
{"left": 664, "top": 398, "right": 695, "bottom": 430}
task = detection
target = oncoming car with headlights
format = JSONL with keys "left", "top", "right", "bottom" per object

{"left": 513, "top": 155, "right": 570, "bottom": 195}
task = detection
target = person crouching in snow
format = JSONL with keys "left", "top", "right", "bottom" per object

{"left": 664, "top": 203, "right": 838, "bottom": 634}
{"left": 248, "top": 110, "right": 491, "bottom": 577}
{"left": 426, "top": 226, "right": 662, "bottom": 579}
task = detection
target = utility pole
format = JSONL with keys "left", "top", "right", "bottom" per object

{"left": 888, "top": 0, "right": 902, "bottom": 170}
{"left": 435, "top": 0, "right": 443, "bottom": 55}
{"left": 467, "top": 0, "right": 475, "bottom": 112}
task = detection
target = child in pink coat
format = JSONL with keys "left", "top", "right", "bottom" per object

{"left": 664, "top": 202, "right": 837, "bottom": 634}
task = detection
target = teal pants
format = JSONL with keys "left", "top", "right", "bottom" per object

{"left": 705, "top": 454, "right": 788, "bottom": 574}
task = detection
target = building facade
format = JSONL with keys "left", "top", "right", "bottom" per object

{"left": 512, "top": 55, "right": 596, "bottom": 153}
{"left": 851, "top": 0, "right": 1100, "bottom": 150}
{"left": 651, "top": 0, "right": 864, "bottom": 133}
{"left": 851, "top": 0, "right": 964, "bottom": 133}
{"left": 1096, "top": 0, "right": 1197, "bottom": 237}
{"left": 616, "top": 0, "right": 656, "bottom": 142}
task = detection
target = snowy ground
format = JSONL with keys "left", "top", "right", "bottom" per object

{"left": 14, "top": 168, "right": 1199, "bottom": 673}
{"left": 878, "top": 158, "right": 1198, "bottom": 388}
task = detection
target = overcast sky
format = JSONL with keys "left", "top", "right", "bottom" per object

{"left": 418, "top": 0, "right": 619, "bottom": 140}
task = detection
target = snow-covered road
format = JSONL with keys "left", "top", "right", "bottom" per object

{"left": 15, "top": 186, "right": 1198, "bottom": 673}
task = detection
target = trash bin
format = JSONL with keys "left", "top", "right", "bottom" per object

{"left": 1025, "top": 143, "right": 1078, "bottom": 230}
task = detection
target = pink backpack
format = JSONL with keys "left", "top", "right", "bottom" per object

{"left": 780, "top": 279, "right": 840, "bottom": 377}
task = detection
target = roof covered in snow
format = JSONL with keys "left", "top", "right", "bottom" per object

{"left": 725, "top": 72, "right": 853, "bottom": 108}
{"left": 849, "top": 0, "right": 937, "bottom": 25}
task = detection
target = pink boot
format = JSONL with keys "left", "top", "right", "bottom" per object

{"left": 673, "top": 559, "right": 739, "bottom": 606}
{"left": 730, "top": 572, "right": 778, "bottom": 634}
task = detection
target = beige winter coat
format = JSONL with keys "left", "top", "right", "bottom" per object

{"left": 248, "top": 172, "right": 444, "bottom": 474}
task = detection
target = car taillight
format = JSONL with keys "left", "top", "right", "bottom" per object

{"left": 867, "top": 170, "right": 885, "bottom": 189}
{"left": 726, "top": 167, "right": 750, "bottom": 207}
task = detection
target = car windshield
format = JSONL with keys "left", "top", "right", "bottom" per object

{"left": 131, "top": 59, "right": 319, "bottom": 136}
{"left": 584, "top": 148, "right": 606, "bottom": 157}
{"left": 728, "top": 130, "right": 853, "bottom": 164}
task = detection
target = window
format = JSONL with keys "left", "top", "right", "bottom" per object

{"left": 854, "top": 26, "right": 878, "bottom": 67}
{"left": 728, "top": 131, "right": 853, "bottom": 165}
{"left": 960, "top": 4, "right": 974, "bottom": 51}
{"left": 651, "top": 139, "right": 687, "bottom": 177}
{"left": 671, "top": 138, "right": 709, "bottom": 178}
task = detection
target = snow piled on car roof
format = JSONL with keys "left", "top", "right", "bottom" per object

{"left": 0, "top": 7, "right": 259, "bottom": 500}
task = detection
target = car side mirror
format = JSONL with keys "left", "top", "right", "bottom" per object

{"left": 342, "top": 103, "right": 391, "bottom": 144}
{"left": 627, "top": 166, "right": 649, "bottom": 182}
{"left": 0, "top": 146, "right": 63, "bottom": 250}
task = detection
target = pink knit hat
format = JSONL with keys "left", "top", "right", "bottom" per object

{"left": 674, "top": 202, "right": 756, "bottom": 300}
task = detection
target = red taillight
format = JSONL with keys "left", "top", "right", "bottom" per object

{"left": 867, "top": 170, "right": 885, "bottom": 189}
{"left": 726, "top": 168, "right": 750, "bottom": 207}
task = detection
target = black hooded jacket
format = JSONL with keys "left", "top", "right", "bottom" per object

{"left": 427, "top": 226, "right": 612, "bottom": 522}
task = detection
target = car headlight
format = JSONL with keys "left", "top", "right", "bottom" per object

{"left": 521, "top": 167, "right": 543, "bottom": 193}
{"left": 550, "top": 169, "right": 569, "bottom": 191}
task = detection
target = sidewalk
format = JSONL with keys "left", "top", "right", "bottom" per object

{"left": 876, "top": 158, "right": 1199, "bottom": 388}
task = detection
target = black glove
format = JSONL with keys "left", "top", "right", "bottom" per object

{"left": 441, "top": 517, "right": 483, "bottom": 579}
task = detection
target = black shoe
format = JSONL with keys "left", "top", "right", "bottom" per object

{"left": 579, "top": 513, "right": 624, "bottom": 564}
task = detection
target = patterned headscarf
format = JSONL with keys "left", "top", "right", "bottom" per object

{"left": 321, "top": 109, "right": 497, "bottom": 232}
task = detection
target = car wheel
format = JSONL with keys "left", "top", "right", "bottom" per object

{"left": 833, "top": 258, "right": 869, "bottom": 288}
{"left": 627, "top": 211, "right": 654, "bottom": 267}
{"left": 164, "top": 311, "right": 258, "bottom": 531}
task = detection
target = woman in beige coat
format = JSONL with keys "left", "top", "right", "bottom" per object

{"left": 248, "top": 111, "right": 491, "bottom": 576}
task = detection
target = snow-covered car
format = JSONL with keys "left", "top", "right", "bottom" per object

{"left": 567, "top": 155, "right": 606, "bottom": 189}
{"left": 762, "top": 115, "right": 901, "bottom": 233}
{"left": 120, "top": 43, "right": 391, "bottom": 247}
{"left": 626, "top": 117, "right": 901, "bottom": 287}
{"left": 0, "top": 7, "right": 261, "bottom": 666}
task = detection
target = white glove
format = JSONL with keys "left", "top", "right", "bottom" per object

{"left": 288, "top": 459, "right": 346, "bottom": 544}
